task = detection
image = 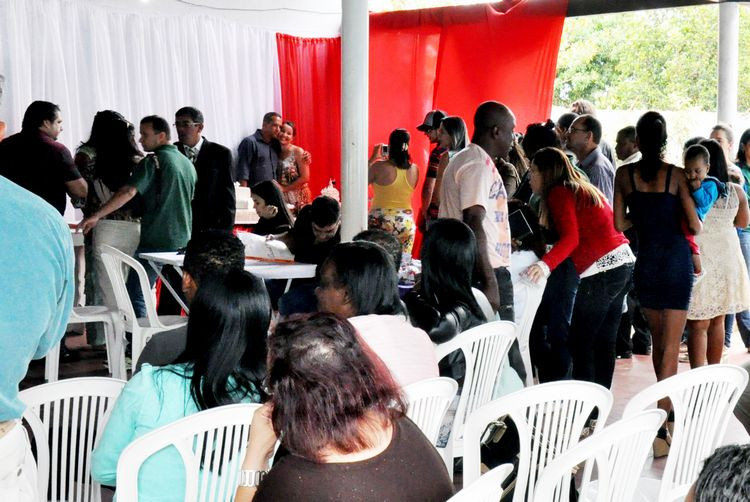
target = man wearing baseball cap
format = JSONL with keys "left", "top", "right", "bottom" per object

{"left": 416, "top": 109, "right": 446, "bottom": 228}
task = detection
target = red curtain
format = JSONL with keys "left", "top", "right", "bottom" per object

{"left": 369, "top": 1, "right": 567, "bottom": 253}
{"left": 276, "top": 34, "right": 342, "bottom": 197}
{"left": 276, "top": 1, "right": 567, "bottom": 253}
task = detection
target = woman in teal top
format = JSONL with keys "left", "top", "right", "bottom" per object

{"left": 91, "top": 269, "right": 270, "bottom": 501}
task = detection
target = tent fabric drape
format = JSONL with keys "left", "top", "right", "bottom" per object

{"left": 0, "top": 0, "right": 280, "bottom": 161}
{"left": 276, "top": 34, "right": 342, "bottom": 198}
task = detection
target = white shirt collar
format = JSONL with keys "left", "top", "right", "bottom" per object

{"left": 620, "top": 151, "right": 642, "bottom": 166}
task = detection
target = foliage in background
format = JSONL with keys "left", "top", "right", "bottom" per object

{"left": 554, "top": 5, "right": 750, "bottom": 112}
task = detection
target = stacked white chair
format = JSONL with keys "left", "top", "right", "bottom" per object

{"left": 20, "top": 377, "right": 126, "bottom": 502}
{"left": 462, "top": 381, "right": 613, "bottom": 502}
{"left": 623, "top": 364, "right": 749, "bottom": 502}
{"left": 100, "top": 245, "right": 187, "bottom": 375}
{"left": 45, "top": 306, "right": 127, "bottom": 382}
{"left": 435, "top": 320, "right": 517, "bottom": 467}
{"left": 448, "top": 463, "right": 514, "bottom": 502}
{"left": 403, "top": 377, "right": 458, "bottom": 446}
{"left": 116, "top": 403, "right": 260, "bottom": 502}
{"left": 533, "top": 409, "right": 666, "bottom": 502}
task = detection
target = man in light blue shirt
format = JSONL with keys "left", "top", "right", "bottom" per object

{"left": 0, "top": 175, "right": 74, "bottom": 499}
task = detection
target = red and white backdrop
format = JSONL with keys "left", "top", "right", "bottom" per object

{"left": 0, "top": 0, "right": 566, "bottom": 235}
{"left": 277, "top": 0, "right": 567, "bottom": 251}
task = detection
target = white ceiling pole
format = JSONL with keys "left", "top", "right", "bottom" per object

{"left": 340, "top": 0, "right": 369, "bottom": 241}
{"left": 717, "top": 1, "right": 739, "bottom": 126}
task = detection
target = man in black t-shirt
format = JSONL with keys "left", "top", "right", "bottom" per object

{"left": 276, "top": 196, "right": 341, "bottom": 316}
{"left": 0, "top": 101, "right": 87, "bottom": 214}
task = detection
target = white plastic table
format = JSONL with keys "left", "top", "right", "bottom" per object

{"left": 139, "top": 251, "right": 317, "bottom": 313}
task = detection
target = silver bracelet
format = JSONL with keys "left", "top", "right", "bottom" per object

{"left": 238, "top": 469, "right": 267, "bottom": 488}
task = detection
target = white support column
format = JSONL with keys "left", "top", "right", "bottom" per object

{"left": 718, "top": 1, "right": 739, "bottom": 126}
{"left": 340, "top": 0, "right": 369, "bottom": 241}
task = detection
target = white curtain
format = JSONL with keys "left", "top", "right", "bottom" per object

{"left": 0, "top": 0, "right": 282, "bottom": 157}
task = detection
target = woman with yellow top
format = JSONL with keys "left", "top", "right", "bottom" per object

{"left": 368, "top": 129, "right": 419, "bottom": 255}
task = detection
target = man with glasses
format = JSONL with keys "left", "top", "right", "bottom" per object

{"left": 566, "top": 114, "right": 615, "bottom": 202}
{"left": 174, "top": 107, "right": 235, "bottom": 233}
{"left": 416, "top": 109, "right": 447, "bottom": 227}
{"left": 236, "top": 111, "right": 282, "bottom": 187}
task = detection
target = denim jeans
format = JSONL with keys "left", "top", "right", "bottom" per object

{"left": 529, "top": 258, "right": 580, "bottom": 383}
{"left": 725, "top": 231, "right": 750, "bottom": 348}
{"left": 569, "top": 263, "right": 633, "bottom": 389}
{"left": 126, "top": 251, "right": 184, "bottom": 319}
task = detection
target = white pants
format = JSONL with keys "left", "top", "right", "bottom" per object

{"left": 92, "top": 219, "right": 141, "bottom": 310}
{"left": 0, "top": 422, "right": 38, "bottom": 502}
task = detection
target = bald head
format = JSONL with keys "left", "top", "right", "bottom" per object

{"left": 472, "top": 101, "right": 516, "bottom": 159}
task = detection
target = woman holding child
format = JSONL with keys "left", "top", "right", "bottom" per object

{"left": 613, "top": 111, "right": 701, "bottom": 456}
{"left": 685, "top": 141, "right": 750, "bottom": 368}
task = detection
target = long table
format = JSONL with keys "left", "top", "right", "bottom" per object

{"left": 139, "top": 251, "right": 317, "bottom": 313}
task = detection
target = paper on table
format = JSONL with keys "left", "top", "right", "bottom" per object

{"left": 237, "top": 232, "right": 295, "bottom": 263}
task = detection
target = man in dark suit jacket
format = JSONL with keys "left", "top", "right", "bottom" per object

{"left": 174, "top": 106, "right": 235, "bottom": 233}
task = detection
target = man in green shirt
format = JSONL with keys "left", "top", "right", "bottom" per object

{"left": 80, "top": 115, "right": 196, "bottom": 317}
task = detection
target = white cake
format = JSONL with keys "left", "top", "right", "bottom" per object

{"left": 234, "top": 184, "right": 259, "bottom": 224}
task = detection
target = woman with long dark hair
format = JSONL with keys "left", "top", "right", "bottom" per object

{"left": 368, "top": 128, "right": 419, "bottom": 254}
{"left": 250, "top": 180, "right": 294, "bottom": 236}
{"left": 613, "top": 111, "right": 701, "bottom": 456}
{"left": 76, "top": 110, "right": 143, "bottom": 343}
{"left": 315, "top": 241, "right": 438, "bottom": 387}
{"left": 234, "top": 313, "right": 453, "bottom": 502}
{"left": 525, "top": 147, "right": 634, "bottom": 390}
{"left": 92, "top": 270, "right": 270, "bottom": 500}
{"left": 405, "top": 218, "right": 487, "bottom": 381}
{"left": 686, "top": 139, "right": 750, "bottom": 367}
{"left": 425, "top": 116, "right": 469, "bottom": 222}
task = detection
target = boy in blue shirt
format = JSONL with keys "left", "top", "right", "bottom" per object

{"left": 684, "top": 144, "right": 727, "bottom": 278}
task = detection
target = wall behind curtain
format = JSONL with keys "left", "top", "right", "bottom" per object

{"left": 276, "top": 34, "right": 341, "bottom": 197}
{"left": 0, "top": 0, "right": 281, "bottom": 161}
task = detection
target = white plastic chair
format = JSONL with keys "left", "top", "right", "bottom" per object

{"left": 45, "top": 306, "right": 127, "bottom": 382}
{"left": 623, "top": 364, "right": 749, "bottom": 502}
{"left": 533, "top": 409, "right": 666, "bottom": 502}
{"left": 20, "top": 377, "right": 126, "bottom": 502}
{"left": 404, "top": 377, "right": 458, "bottom": 445}
{"left": 448, "top": 463, "right": 514, "bottom": 502}
{"left": 100, "top": 245, "right": 187, "bottom": 374}
{"left": 435, "top": 320, "right": 516, "bottom": 462}
{"left": 462, "top": 380, "right": 613, "bottom": 501}
{"left": 512, "top": 278, "right": 546, "bottom": 387}
{"left": 116, "top": 403, "right": 260, "bottom": 502}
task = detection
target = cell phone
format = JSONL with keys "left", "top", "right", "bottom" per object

{"left": 382, "top": 144, "right": 389, "bottom": 156}
{"left": 508, "top": 209, "right": 533, "bottom": 240}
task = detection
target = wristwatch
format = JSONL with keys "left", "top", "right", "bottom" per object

{"left": 238, "top": 469, "right": 267, "bottom": 488}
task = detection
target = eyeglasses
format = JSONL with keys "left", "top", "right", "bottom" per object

{"left": 568, "top": 127, "right": 589, "bottom": 134}
{"left": 174, "top": 121, "right": 200, "bottom": 128}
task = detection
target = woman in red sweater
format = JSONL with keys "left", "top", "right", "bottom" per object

{"left": 523, "top": 147, "right": 634, "bottom": 389}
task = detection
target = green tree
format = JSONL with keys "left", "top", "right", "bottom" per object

{"left": 555, "top": 5, "right": 750, "bottom": 112}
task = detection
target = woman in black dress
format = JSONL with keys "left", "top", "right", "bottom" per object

{"left": 613, "top": 111, "right": 701, "bottom": 455}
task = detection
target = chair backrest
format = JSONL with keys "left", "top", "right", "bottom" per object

{"left": 20, "top": 377, "right": 126, "bottom": 502}
{"left": 472, "top": 288, "right": 497, "bottom": 321}
{"left": 533, "top": 409, "right": 666, "bottom": 502}
{"left": 462, "top": 380, "right": 613, "bottom": 501}
{"left": 100, "top": 244, "right": 159, "bottom": 329}
{"left": 512, "top": 278, "right": 546, "bottom": 386}
{"left": 435, "top": 320, "right": 516, "bottom": 443}
{"left": 449, "top": 463, "right": 514, "bottom": 502}
{"left": 622, "top": 364, "right": 748, "bottom": 502}
{"left": 116, "top": 403, "right": 261, "bottom": 502}
{"left": 404, "top": 377, "right": 459, "bottom": 446}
